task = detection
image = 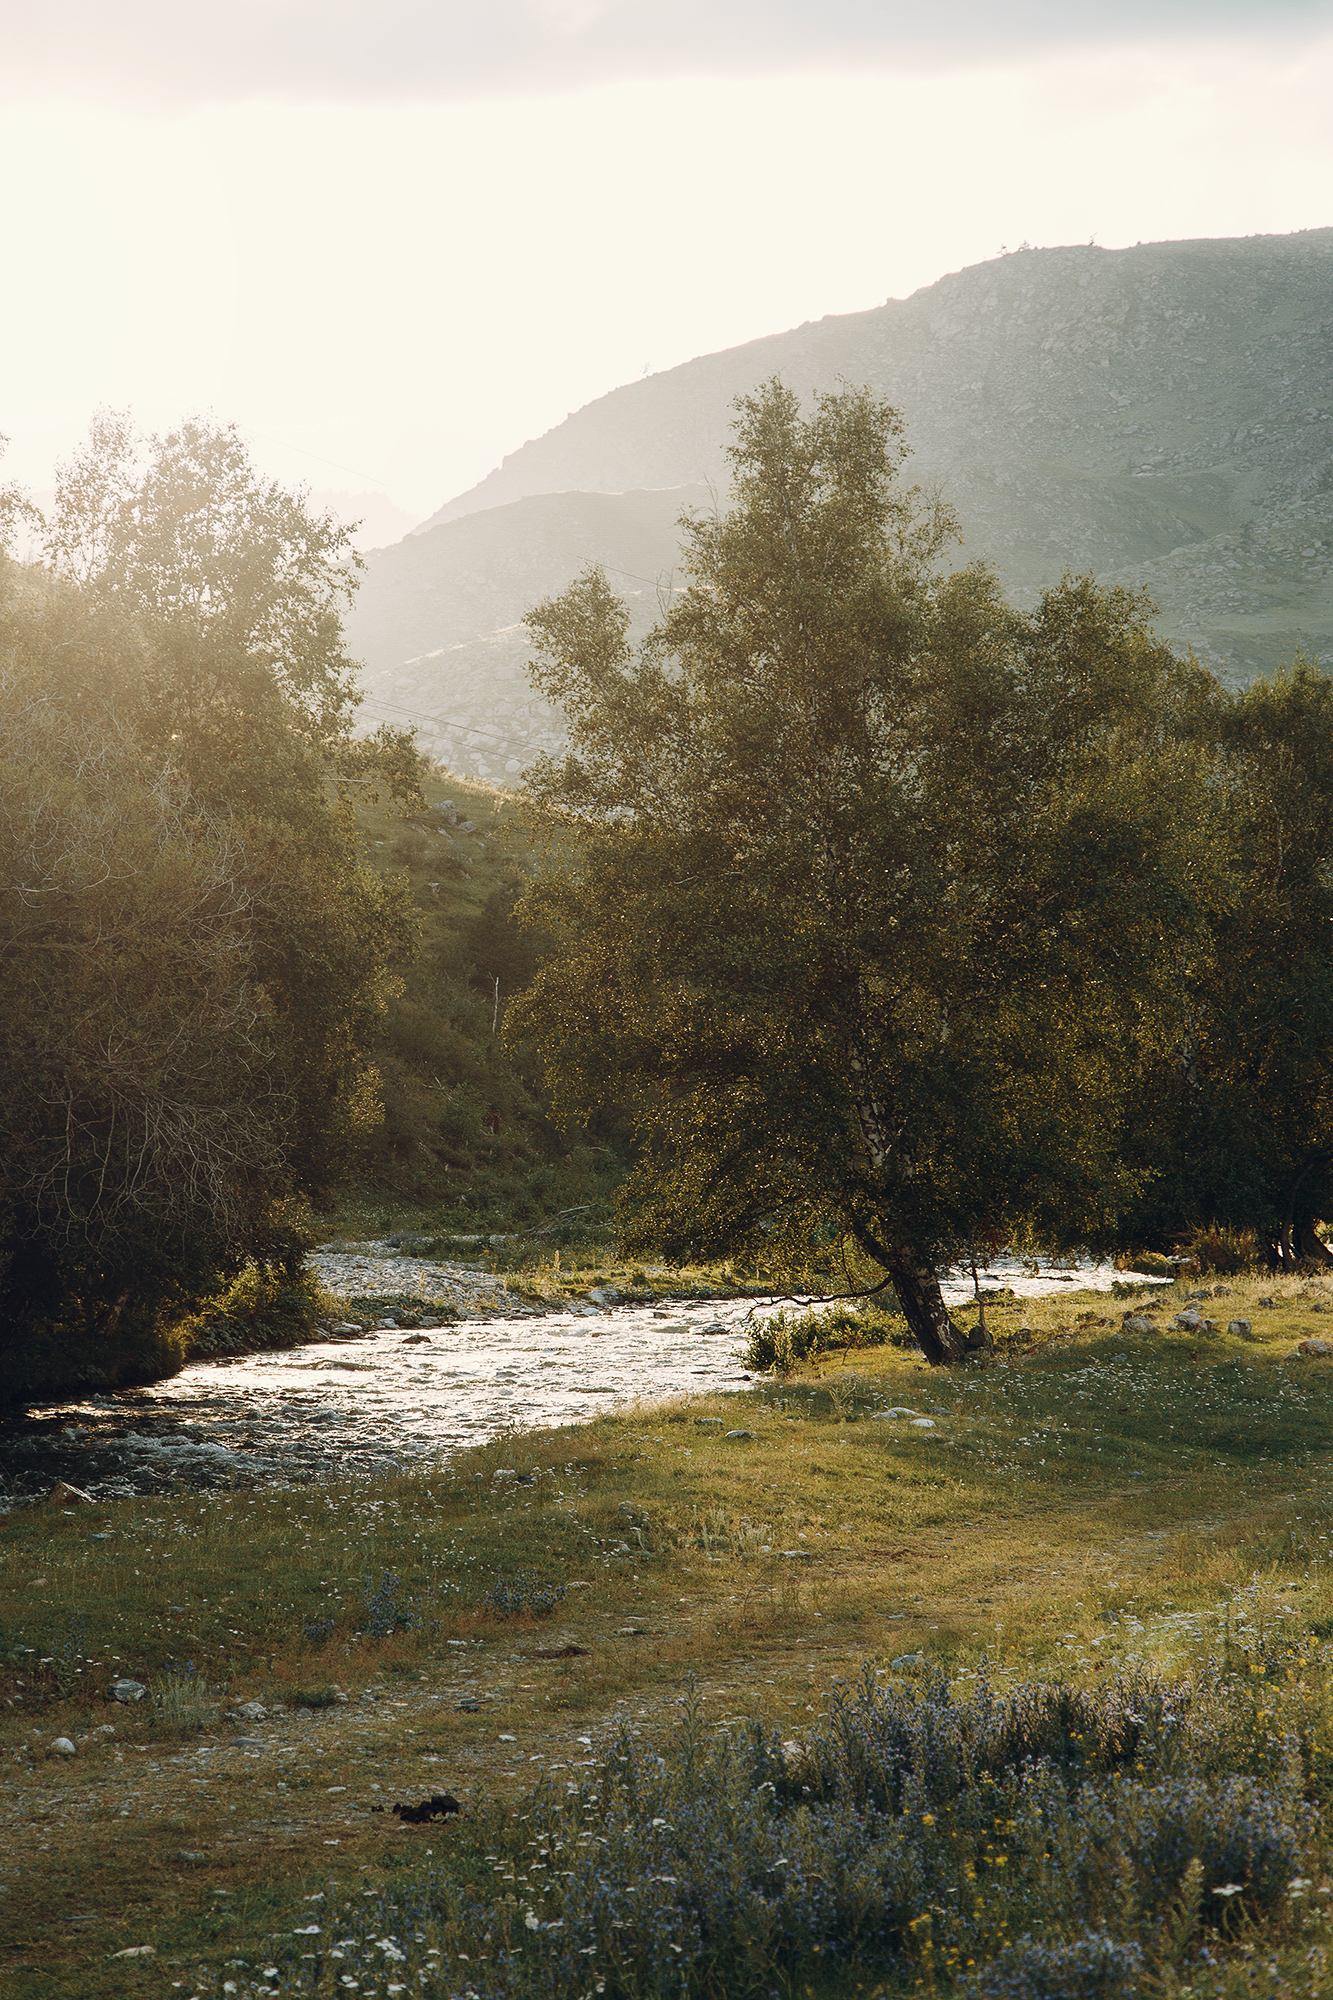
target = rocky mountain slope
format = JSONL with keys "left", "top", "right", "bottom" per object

{"left": 346, "top": 229, "right": 1333, "bottom": 782}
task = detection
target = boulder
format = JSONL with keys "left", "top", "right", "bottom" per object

{"left": 1228, "top": 1319, "right": 1252, "bottom": 1337}
{"left": 236, "top": 1701, "right": 268, "bottom": 1722}
{"left": 1122, "top": 1316, "right": 1157, "bottom": 1336}
{"left": 47, "top": 1481, "right": 93, "bottom": 1506}
{"left": 49, "top": 1737, "right": 76, "bottom": 1757}
{"left": 1174, "top": 1311, "right": 1206, "bottom": 1331}
{"left": 1297, "top": 1338, "right": 1333, "bottom": 1358}
{"left": 110, "top": 1679, "right": 146, "bottom": 1703}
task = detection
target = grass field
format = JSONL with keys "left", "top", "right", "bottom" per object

{"left": 4, "top": 1270, "right": 1333, "bottom": 1997}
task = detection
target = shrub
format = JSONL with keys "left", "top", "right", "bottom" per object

{"left": 152, "top": 1667, "right": 216, "bottom": 1735}
{"left": 966, "top": 1932, "right": 1146, "bottom": 2000}
{"left": 289, "top": 1685, "right": 338, "bottom": 1709}
{"left": 745, "top": 1300, "right": 905, "bottom": 1373}
{"left": 1117, "top": 1250, "right": 1176, "bottom": 1278}
{"left": 480, "top": 1570, "right": 569, "bottom": 1618}
{"left": 363, "top": 1570, "right": 416, "bottom": 1637}
{"left": 233, "top": 1658, "right": 1320, "bottom": 2000}
{"left": 1183, "top": 1226, "right": 1261, "bottom": 1276}
{"left": 182, "top": 1258, "right": 327, "bottom": 1359}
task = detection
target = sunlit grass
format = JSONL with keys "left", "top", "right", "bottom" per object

{"left": 3, "top": 1268, "right": 1333, "bottom": 1992}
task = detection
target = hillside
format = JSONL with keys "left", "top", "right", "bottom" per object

{"left": 347, "top": 228, "right": 1333, "bottom": 781}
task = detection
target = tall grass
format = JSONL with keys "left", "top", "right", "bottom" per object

{"left": 232, "top": 1639, "right": 1333, "bottom": 1999}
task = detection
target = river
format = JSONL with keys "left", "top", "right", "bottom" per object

{"left": 0, "top": 1252, "right": 1158, "bottom": 1506}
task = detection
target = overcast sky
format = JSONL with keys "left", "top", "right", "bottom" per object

{"left": 3, "top": 0, "right": 1331, "bottom": 539}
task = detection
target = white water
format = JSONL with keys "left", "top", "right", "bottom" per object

{"left": 3, "top": 1258, "right": 1158, "bottom": 1501}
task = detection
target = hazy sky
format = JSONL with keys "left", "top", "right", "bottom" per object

{"left": 3, "top": 0, "right": 1331, "bottom": 540}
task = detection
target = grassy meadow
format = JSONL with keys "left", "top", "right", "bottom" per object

{"left": 4, "top": 1270, "right": 1333, "bottom": 1997}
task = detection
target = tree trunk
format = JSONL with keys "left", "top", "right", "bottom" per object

{"left": 1280, "top": 1155, "right": 1330, "bottom": 1272}
{"left": 883, "top": 1252, "right": 971, "bottom": 1366}
{"left": 1296, "top": 1218, "right": 1333, "bottom": 1266}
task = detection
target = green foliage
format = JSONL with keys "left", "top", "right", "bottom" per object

{"left": 245, "top": 1654, "right": 1325, "bottom": 2000}
{"left": 513, "top": 381, "right": 1219, "bottom": 1363}
{"left": 0, "top": 420, "right": 419, "bottom": 1398}
{"left": 182, "top": 1257, "right": 329, "bottom": 1359}
{"left": 1123, "top": 655, "right": 1333, "bottom": 1271}
{"left": 335, "top": 767, "right": 629, "bottom": 1232}
{"left": 745, "top": 1301, "right": 907, "bottom": 1373}
{"left": 1182, "top": 1227, "right": 1262, "bottom": 1277}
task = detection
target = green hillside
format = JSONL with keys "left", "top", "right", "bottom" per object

{"left": 346, "top": 229, "right": 1333, "bottom": 781}
{"left": 333, "top": 763, "right": 625, "bottom": 1238}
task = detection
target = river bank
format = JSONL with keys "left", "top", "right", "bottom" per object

{"left": 0, "top": 1246, "right": 1160, "bottom": 1508}
{"left": 2, "top": 1270, "right": 1332, "bottom": 1998}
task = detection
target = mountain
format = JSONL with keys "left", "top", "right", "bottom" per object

{"left": 346, "top": 229, "right": 1333, "bottom": 783}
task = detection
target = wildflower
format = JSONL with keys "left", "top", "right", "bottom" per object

{"left": 1213, "top": 1884, "right": 1245, "bottom": 1899}
{"left": 921, "top": 1814, "right": 935, "bottom": 1827}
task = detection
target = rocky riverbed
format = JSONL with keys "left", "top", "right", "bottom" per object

{"left": 0, "top": 1246, "right": 1153, "bottom": 1507}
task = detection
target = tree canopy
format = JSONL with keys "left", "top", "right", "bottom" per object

{"left": 1121, "top": 655, "right": 1333, "bottom": 1271}
{"left": 0, "top": 418, "right": 418, "bottom": 1398}
{"left": 512, "top": 380, "right": 1219, "bottom": 1361}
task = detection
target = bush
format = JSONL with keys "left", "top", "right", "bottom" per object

{"left": 1117, "top": 1250, "right": 1176, "bottom": 1278}
{"left": 481, "top": 1570, "right": 569, "bottom": 1619}
{"left": 745, "top": 1300, "right": 905, "bottom": 1373}
{"left": 152, "top": 1667, "right": 217, "bottom": 1735}
{"left": 289, "top": 1685, "right": 338, "bottom": 1709}
{"left": 182, "top": 1258, "right": 327, "bottom": 1359}
{"left": 966, "top": 1932, "right": 1146, "bottom": 2000}
{"left": 1183, "top": 1226, "right": 1261, "bottom": 1276}
{"left": 237, "top": 1655, "right": 1319, "bottom": 2000}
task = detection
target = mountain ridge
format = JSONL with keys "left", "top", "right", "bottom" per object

{"left": 347, "top": 228, "right": 1333, "bottom": 782}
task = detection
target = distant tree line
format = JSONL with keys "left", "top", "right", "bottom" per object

{"left": 0, "top": 415, "right": 419, "bottom": 1399}
{"left": 512, "top": 380, "right": 1333, "bottom": 1361}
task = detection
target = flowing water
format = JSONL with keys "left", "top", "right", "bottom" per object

{"left": 0, "top": 1255, "right": 1157, "bottom": 1505}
